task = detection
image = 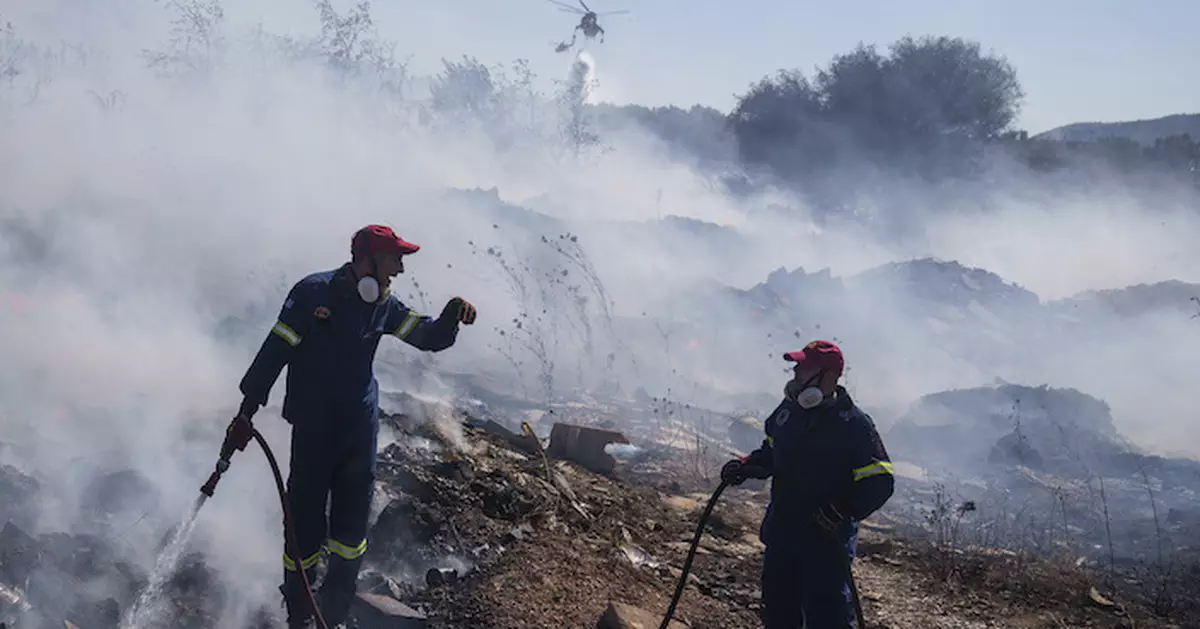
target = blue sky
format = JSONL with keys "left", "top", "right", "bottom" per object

{"left": 361, "top": 0, "right": 1200, "bottom": 133}
{"left": 38, "top": 0, "right": 1200, "bottom": 134}
{"left": 362, "top": 0, "right": 1200, "bottom": 134}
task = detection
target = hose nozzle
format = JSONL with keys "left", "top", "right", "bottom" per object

{"left": 201, "top": 413, "right": 253, "bottom": 498}
{"left": 199, "top": 457, "right": 231, "bottom": 497}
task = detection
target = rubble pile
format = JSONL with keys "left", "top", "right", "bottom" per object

{"left": 732, "top": 258, "right": 1042, "bottom": 332}
{"left": 743, "top": 266, "right": 845, "bottom": 315}
{"left": 883, "top": 383, "right": 1200, "bottom": 572}
{"left": 0, "top": 464, "right": 38, "bottom": 532}
{"left": 849, "top": 259, "right": 1040, "bottom": 315}
{"left": 888, "top": 384, "right": 1128, "bottom": 478}
{"left": 0, "top": 463, "right": 225, "bottom": 629}
{"left": 737, "top": 259, "right": 1200, "bottom": 335}
{"left": 357, "top": 397, "right": 1199, "bottom": 628}
{"left": 2, "top": 385, "right": 1198, "bottom": 628}
{"left": 0, "top": 388, "right": 757, "bottom": 629}
{"left": 1049, "top": 280, "right": 1200, "bottom": 320}
{"left": 357, "top": 408, "right": 765, "bottom": 628}
{"left": 693, "top": 259, "right": 1199, "bottom": 400}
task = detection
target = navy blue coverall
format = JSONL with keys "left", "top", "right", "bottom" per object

{"left": 239, "top": 263, "right": 460, "bottom": 625}
{"left": 743, "top": 386, "right": 895, "bottom": 629}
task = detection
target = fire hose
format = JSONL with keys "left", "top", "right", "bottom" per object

{"left": 658, "top": 479, "right": 865, "bottom": 629}
{"left": 200, "top": 426, "right": 330, "bottom": 629}
{"left": 658, "top": 479, "right": 728, "bottom": 629}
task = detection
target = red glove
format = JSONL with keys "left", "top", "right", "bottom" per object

{"left": 224, "top": 399, "right": 258, "bottom": 454}
{"left": 225, "top": 416, "right": 254, "bottom": 453}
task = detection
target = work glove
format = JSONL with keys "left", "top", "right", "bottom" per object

{"left": 224, "top": 398, "right": 258, "bottom": 454}
{"left": 720, "top": 458, "right": 771, "bottom": 486}
{"left": 440, "top": 297, "right": 477, "bottom": 325}
{"left": 812, "top": 502, "right": 849, "bottom": 534}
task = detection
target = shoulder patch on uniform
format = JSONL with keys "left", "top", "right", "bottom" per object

{"left": 774, "top": 408, "right": 790, "bottom": 427}
{"left": 314, "top": 306, "right": 331, "bottom": 320}
{"left": 284, "top": 298, "right": 294, "bottom": 310}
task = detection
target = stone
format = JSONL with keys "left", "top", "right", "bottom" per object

{"left": 546, "top": 423, "right": 629, "bottom": 475}
{"left": 598, "top": 601, "right": 689, "bottom": 629}
{"left": 0, "top": 523, "right": 41, "bottom": 585}
{"left": 352, "top": 593, "right": 428, "bottom": 629}
{"left": 473, "top": 418, "right": 542, "bottom": 456}
{"left": 424, "top": 568, "right": 458, "bottom": 588}
{"left": 0, "top": 464, "right": 40, "bottom": 530}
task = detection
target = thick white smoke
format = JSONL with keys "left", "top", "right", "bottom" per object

{"left": 0, "top": 1, "right": 1197, "bottom": 625}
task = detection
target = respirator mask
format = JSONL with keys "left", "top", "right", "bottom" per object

{"left": 355, "top": 254, "right": 385, "bottom": 303}
{"left": 786, "top": 371, "right": 826, "bottom": 409}
{"left": 356, "top": 275, "right": 381, "bottom": 303}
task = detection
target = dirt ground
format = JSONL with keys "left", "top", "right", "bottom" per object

{"left": 362, "top": 417, "right": 1195, "bottom": 629}
{"left": 3, "top": 406, "right": 1188, "bottom": 629}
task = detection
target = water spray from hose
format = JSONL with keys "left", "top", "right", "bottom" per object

{"left": 118, "top": 495, "right": 207, "bottom": 629}
{"left": 120, "top": 423, "right": 330, "bottom": 629}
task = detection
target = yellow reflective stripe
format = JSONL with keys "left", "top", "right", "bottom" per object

{"left": 282, "top": 550, "right": 322, "bottom": 572}
{"left": 326, "top": 538, "right": 367, "bottom": 560}
{"left": 394, "top": 311, "right": 420, "bottom": 339}
{"left": 766, "top": 436, "right": 774, "bottom": 447}
{"left": 852, "top": 461, "right": 894, "bottom": 482}
{"left": 271, "top": 320, "right": 301, "bottom": 346}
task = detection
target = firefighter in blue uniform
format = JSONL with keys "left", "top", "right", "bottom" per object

{"left": 721, "top": 340, "right": 894, "bottom": 629}
{"left": 225, "top": 224, "right": 477, "bottom": 628}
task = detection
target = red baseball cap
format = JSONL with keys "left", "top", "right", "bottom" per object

{"left": 783, "top": 340, "right": 844, "bottom": 376}
{"left": 352, "top": 224, "right": 420, "bottom": 257}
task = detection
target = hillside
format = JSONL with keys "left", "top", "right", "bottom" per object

{"left": 1036, "top": 113, "right": 1200, "bottom": 145}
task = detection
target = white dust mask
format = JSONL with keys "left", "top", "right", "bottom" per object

{"left": 356, "top": 276, "right": 380, "bottom": 303}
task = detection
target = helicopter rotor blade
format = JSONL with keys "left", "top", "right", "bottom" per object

{"left": 579, "top": 0, "right": 592, "bottom": 13}
{"left": 547, "top": 0, "right": 585, "bottom": 13}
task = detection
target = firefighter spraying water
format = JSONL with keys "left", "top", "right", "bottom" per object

{"left": 121, "top": 225, "right": 477, "bottom": 629}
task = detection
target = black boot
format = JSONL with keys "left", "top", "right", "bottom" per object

{"left": 281, "top": 568, "right": 320, "bottom": 629}
{"left": 316, "top": 555, "right": 363, "bottom": 627}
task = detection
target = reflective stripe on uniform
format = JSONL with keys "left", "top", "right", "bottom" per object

{"left": 394, "top": 311, "right": 420, "bottom": 339}
{"left": 272, "top": 320, "right": 301, "bottom": 346}
{"left": 326, "top": 538, "right": 367, "bottom": 561}
{"left": 766, "top": 436, "right": 774, "bottom": 447}
{"left": 852, "top": 461, "right": 894, "bottom": 482}
{"left": 282, "top": 550, "right": 322, "bottom": 572}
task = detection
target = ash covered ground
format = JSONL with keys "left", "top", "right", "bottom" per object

{"left": 2, "top": 385, "right": 1199, "bottom": 628}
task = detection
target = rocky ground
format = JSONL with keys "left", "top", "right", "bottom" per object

{"left": 360, "top": 414, "right": 1194, "bottom": 629}
{"left": 1, "top": 396, "right": 1198, "bottom": 628}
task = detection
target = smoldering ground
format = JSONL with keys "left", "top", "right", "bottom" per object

{"left": 1, "top": 0, "right": 1198, "bottom": 625}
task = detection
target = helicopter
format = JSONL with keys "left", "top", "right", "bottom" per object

{"left": 547, "top": 0, "right": 629, "bottom": 51}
